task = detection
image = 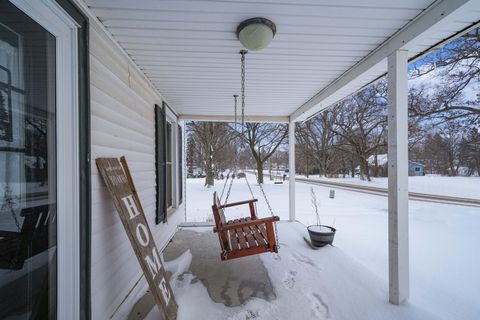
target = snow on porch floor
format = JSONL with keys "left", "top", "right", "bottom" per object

{"left": 135, "top": 222, "right": 438, "bottom": 320}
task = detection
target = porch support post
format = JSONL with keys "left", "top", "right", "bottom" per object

{"left": 288, "top": 121, "right": 296, "bottom": 222}
{"left": 387, "top": 49, "right": 409, "bottom": 305}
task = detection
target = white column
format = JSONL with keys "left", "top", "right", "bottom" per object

{"left": 387, "top": 49, "right": 409, "bottom": 305}
{"left": 288, "top": 121, "right": 296, "bottom": 222}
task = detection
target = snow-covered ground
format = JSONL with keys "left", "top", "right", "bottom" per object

{"left": 145, "top": 223, "right": 439, "bottom": 320}
{"left": 186, "top": 175, "right": 480, "bottom": 320}
{"left": 296, "top": 174, "right": 480, "bottom": 199}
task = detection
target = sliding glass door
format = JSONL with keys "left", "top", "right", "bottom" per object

{"left": 0, "top": 1, "right": 57, "bottom": 318}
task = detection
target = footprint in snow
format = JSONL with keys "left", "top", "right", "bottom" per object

{"left": 292, "top": 252, "right": 319, "bottom": 269}
{"left": 283, "top": 270, "right": 297, "bottom": 289}
{"left": 245, "top": 310, "right": 259, "bottom": 319}
{"left": 308, "top": 293, "right": 330, "bottom": 319}
{"left": 227, "top": 310, "right": 258, "bottom": 320}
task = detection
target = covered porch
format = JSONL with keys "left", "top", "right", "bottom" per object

{"left": 2, "top": 0, "right": 480, "bottom": 319}
{"left": 77, "top": 0, "right": 480, "bottom": 319}
{"left": 126, "top": 222, "right": 438, "bottom": 320}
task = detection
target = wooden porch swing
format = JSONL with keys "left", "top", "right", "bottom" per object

{"left": 212, "top": 191, "right": 279, "bottom": 261}
{"left": 211, "top": 50, "right": 280, "bottom": 261}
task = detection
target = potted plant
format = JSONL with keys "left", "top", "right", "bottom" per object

{"left": 307, "top": 187, "right": 336, "bottom": 247}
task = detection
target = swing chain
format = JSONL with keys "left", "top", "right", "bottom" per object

{"left": 239, "top": 49, "right": 279, "bottom": 248}
{"left": 233, "top": 94, "right": 239, "bottom": 170}
{"left": 219, "top": 171, "right": 230, "bottom": 201}
{"left": 240, "top": 50, "right": 247, "bottom": 129}
{"left": 223, "top": 175, "right": 235, "bottom": 206}
{"left": 252, "top": 171, "right": 280, "bottom": 249}
{"left": 233, "top": 94, "right": 238, "bottom": 133}
{"left": 244, "top": 172, "right": 256, "bottom": 200}
{"left": 222, "top": 94, "right": 240, "bottom": 206}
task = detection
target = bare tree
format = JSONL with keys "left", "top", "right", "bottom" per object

{"left": 459, "top": 128, "right": 480, "bottom": 175}
{"left": 244, "top": 123, "right": 288, "bottom": 183}
{"left": 328, "top": 82, "right": 388, "bottom": 181}
{"left": 308, "top": 110, "right": 337, "bottom": 177}
{"left": 439, "top": 121, "right": 463, "bottom": 176}
{"left": 293, "top": 28, "right": 480, "bottom": 179}
{"left": 409, "top": 28, "right": 480, "bottom": 124}
{"left": 423, "top": 133, "right": 450, "bottom": 175}
{"left": 295, "top": 123, "right": 315, "bottom": 177}
{"left": 187, "top": 122, "right": 233, "bottom": 186}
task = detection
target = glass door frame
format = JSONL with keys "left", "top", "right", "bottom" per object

{"left": 8, "top": 0, "right": 81, "bottom": 319}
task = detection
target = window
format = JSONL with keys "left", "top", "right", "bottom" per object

{"left": 166, "top": 122, "right": 173, "bottom": 209}
{"left": 415, "top": 167, "right": 420, "bottom": 172}
{"left": 155, "top": 102, "right": 178, "bottom": 224}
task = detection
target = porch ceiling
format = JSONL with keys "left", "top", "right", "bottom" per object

{"left": 84, "top": 0, "right": 480, "bottom": 120}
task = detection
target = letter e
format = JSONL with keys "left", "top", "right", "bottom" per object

{"left": 158, "top": 278, "right": 171, "bottom": 306}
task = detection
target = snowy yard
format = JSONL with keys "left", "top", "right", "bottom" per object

{"left": 296, "top": 174, "right": 480, "bottom": 199}
{"left": 184, "top": 175, "right": 480, "bottom": 320}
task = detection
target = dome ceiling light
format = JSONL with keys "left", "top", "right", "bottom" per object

{"left": 236, "top": 17, "right": 276, "bottom": 51}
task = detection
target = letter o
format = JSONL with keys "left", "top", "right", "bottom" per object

{"left": 136, "top": 223, "right": 150, "bottom": 247}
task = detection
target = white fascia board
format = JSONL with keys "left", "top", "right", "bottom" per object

{"left": 178, "top": 114, "right": 289, "bottom": 123}
{"left": 290, "top": 0, "right": 476, "bottom": 122}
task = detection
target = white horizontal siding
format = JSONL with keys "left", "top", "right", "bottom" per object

{"left": 87, "top": 17, "right": 184, "bottom": 320}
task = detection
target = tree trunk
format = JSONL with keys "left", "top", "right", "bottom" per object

{"left": 205, "top": 171, "right": 214, "bottom": 187}
{"left": 256, "top": 160, "right": 264, "bottom": 184}
{"left": 448, "top": 156, "right": 457, "bottom": 176}
{"left": 306, "top": 156, "right": 309, "bottom": 178}
{"left": 205, "top": 150, "right": 215, "bottom": 187}
{"left": 359, "top": 158, "right": 371, "bottom": 181}
{"left": 322, "top": 153, "right": 328, "bottom": 178}
{"left": 365, "top": 161, "right": 371, "bottom": 181}
{"left": 373, "top": 154, "right": 379, "bottom": 177}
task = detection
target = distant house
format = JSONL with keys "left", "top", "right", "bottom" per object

{"left": 408, "top": 161, "right": 425, "bottom": 176}
{"left": 366, "top": 154, "right": 425, "bottom": 177}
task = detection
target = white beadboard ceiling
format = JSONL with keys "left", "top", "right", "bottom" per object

{"left": 83, "top": 0, "right": 480, "bottom": 120}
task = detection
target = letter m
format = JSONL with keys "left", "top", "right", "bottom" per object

{"left": 145, "top": 247, "right": 162, "bottom": 279}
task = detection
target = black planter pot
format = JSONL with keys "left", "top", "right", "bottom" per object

{"left": 307, "top": 225, "right": 336, "bottom": 247}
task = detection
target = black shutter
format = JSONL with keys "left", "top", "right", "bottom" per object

{"left": 155, "top": 104, "right": 167, "bottom": 224}
{"left": 178, "top": 124, "right": 183, "bottom": 204}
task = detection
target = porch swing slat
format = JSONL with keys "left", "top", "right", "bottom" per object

{"left": 243, "top": 226, "right": 257, "bottom": 248}
{"left": 250, "top": 225, "right": 267, "bottom": 246}
{"left": 257, "top": 223, "right": 268, "bottom": 239}
{"left": 229, "top": 230, "right": 240, "bottom": 251}
{"left": 235, "top": 221, "right": 248, "bottom": 249}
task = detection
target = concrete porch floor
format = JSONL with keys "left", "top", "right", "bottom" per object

{"left": 127, "top": 225, "right": 276, "bottom": 319}
{"left": 129, "top": 222, "right": 439, "bottom": 320}
{"left": 163, "top": 228, "right": 276, "bottom": 306}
